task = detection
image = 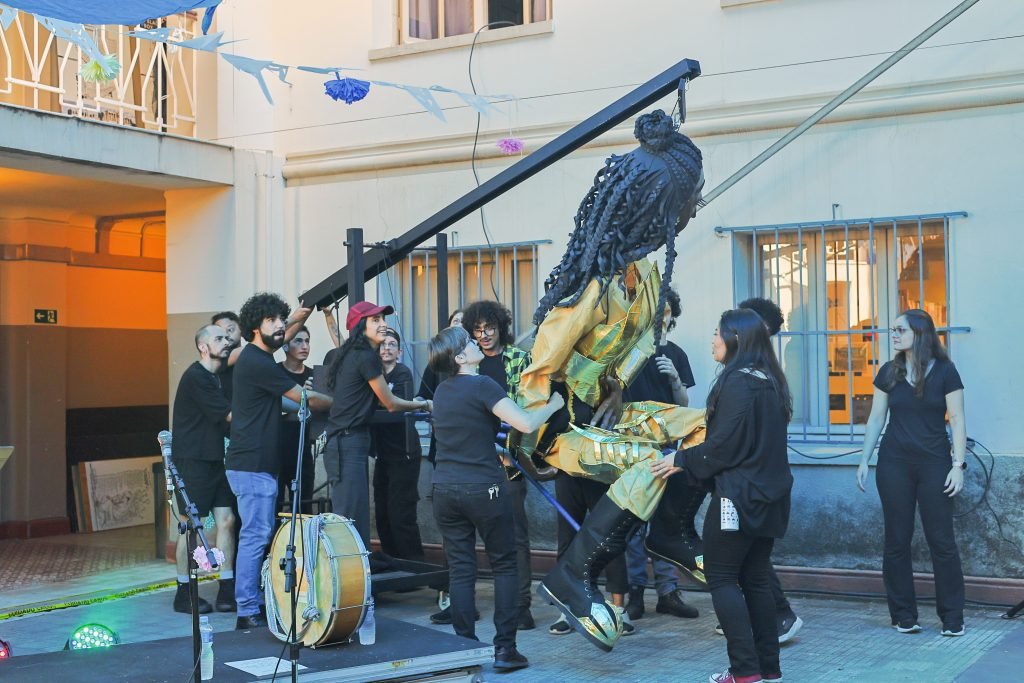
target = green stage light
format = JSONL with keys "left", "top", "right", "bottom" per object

{"left": 67, "top": 624, "right": 120, "bottom": 650}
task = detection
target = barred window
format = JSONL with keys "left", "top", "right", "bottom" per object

{"left": 720, "top": 211, "right": 967, "bottom": 442}
{"left": 377, "top": 239, "right": 549, "bottom": 378}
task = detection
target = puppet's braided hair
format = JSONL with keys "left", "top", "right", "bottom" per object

{"left": 533, "top": 110, "right": 703, "bottom": 347}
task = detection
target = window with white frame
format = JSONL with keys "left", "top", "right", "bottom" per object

{"left": 376, "top": 239, "right": 549, "bottom": 380}
{"left": 723, "top": 212, "right": 966, "bottom": 442}
{"left": 403, "top": 0, "right": 551, "bottom": 43}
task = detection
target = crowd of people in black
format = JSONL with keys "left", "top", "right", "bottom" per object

{"left": 166, "top": 288, "right": 968, "bottom": 681}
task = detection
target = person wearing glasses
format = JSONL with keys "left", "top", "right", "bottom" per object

{"left": 460, "top": 301, "right": 536, "bottom": 630}
{"left": 856, "top": 309, "right": 967, "bottom": 637}
{"left": 427, "top": 326, "right": 563, "bottom": 671}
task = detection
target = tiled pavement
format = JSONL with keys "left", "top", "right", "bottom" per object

{"left": 2, "top": 573, "right": 1022, "bottom": 681}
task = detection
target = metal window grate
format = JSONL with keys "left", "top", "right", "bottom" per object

{"left": 717, "top": 211, "right": 968, "bottom": 443}
{"left": 376, "top": 239, "right": 549, "bottom": 382}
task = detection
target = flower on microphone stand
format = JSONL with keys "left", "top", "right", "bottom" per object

{"left": 193, "top": 546, "right": 226, "bottom": 572}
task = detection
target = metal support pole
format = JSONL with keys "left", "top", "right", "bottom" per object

{"left": 301, "top": 59, "right": 702, "bottom": 308}
{"left": 436, "top": 233, "right": 449, "bottom": 330}
{"left": 346, "top": 228, "right": 365, "bottom": 305}
{"left": 700, "top": 0, "right": 983, "bottom": 208}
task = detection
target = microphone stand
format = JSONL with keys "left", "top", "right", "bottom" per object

{"left": 158, "top": 432, "right": 220, "bottom": 683}
{"left": 280, "top": 389, "right": 309, "bottom": 683}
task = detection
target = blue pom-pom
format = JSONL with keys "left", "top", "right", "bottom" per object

{"left": 324, "top": 77, "right": 370, "bottom": 105}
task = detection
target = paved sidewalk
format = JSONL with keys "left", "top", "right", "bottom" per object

{"left": 1, "top": 576, "right": 1020, "bottom": 681}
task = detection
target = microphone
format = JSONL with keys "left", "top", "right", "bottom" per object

{"left": 157, "top": 430, "right": 174, "bottom": 494}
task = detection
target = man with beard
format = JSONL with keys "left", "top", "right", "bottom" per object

{"left": 226, "top": 293, "right": 333, "bottom": 630}
{"left": 170, "top": 324, "right": 236, "bottom": 614}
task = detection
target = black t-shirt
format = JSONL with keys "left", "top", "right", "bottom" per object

{"left": 225, "top": 345, "right": 298, "bottom": 475}
{"left": 327, "top": 346, "right": 384, "bottom": 435}
{"left": 623, "top": 341, "right": 695, "bottom": 404}
{"left": 875, "top": 359, "right": 964, "bottom": 461}
{"left": 278, "top": 363, "right": 314, "bottom": 459}
{"left": 219, "top": 363, "right": 235, "bottom": 403}
{"left": 372, "top": 363, "right": 420, "bottom": 457}
{"left": 432, "top": 374, "right": 507, "bottom": 484}
{"left": 172, "top": 362, "right": 230, "bottom": 462}
{"left": 479, "top": 353, "right": 508, "bottom": 394}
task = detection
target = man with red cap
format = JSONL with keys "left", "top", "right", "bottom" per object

{"left": 322, "top": 301, "right": 432, "bottom": 555}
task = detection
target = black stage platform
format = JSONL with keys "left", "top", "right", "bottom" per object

{"left": 2, "top": 617, "right": 493, "bottom": 682}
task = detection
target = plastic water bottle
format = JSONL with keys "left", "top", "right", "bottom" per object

{"left": 358, "top": 598, "right": 376, "bottom": 645}
{"left": 199, "top": 615, "right": 214, "bottom": 680}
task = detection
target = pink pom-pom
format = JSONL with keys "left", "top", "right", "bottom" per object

{"left": 193, "top": 546, "right": 226, "bottom": 572}
{"left": 496, "top": 137, "right": 525, "bottom": 155}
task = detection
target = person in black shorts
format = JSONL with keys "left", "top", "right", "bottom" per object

{"left": 225, "top": 293, "right": 334, "bottom": 630}
{"left": 277, "top": 325, "right": 316, "bottom": 513}
{"left": 427, "top": 326, "right": 563, "bottom": 672}
{"left": 857, "top": 308, "right": 968, "bottom": 637}
{"left": 170, "top": 323, "right": 236, "bottom": 614}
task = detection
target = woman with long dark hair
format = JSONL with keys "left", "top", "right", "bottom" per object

{"left": 322, "top": 302, "right": 430, "bottom": 556}
{"left": 652, "top": 308, "right": 793, "bottom": 683}
{"left": 856, "top": 309, "right": 967, "bottom": 636}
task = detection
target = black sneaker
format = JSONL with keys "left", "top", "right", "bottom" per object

{"left": 621, "top": 613, "right": 637, "bottom": 636}
{"left": 626, "top": 586, "right": 645, "bottom": 620}
{"left": 235, "top": 613, "right": 267, "bottom": 630}
{"left": 656, "top": 589, "right": 699, "bottom": 618}
{"left": 173, "top": 582, "right": 212, "bottom": 615}
{"left": 893, "top": 619, "right": 921, "bottom": 634}
{"left": 777, "top": 611, "right": 803, "bottom": 643}
{"left": 941, "top": 623, "right": 965, "bottom": 637}
{"left": 215, "top": 579, "right": 236, "bottom": 612}
{"left": 517, "top": 608, "right": 536, "bottom": 631}
{"left": 494, "top": 646, "right": 529, "bottom": 671}
{"left": 548, "top": 615, "right": 572, "bottom": 635}
{"left": 430, "top": 606, "right": 481, "bottom": 624}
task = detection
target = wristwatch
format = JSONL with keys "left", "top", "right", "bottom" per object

{"left": 952, "top": 460, "right": 967, "bottom": 470}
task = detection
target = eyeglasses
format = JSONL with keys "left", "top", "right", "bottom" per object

{"left": 472, "top": 325, "right": 497, "bottom": 338}
{"left": 889, "top": 326, "right": 909, "bottom": 335}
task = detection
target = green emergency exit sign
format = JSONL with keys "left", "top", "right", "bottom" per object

{"left": 34, "top": 309, "right": 58, "bottom": 324}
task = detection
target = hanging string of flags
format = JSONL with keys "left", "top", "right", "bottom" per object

{"left": 0, "top": 0, "right": 511, "bottom": 121}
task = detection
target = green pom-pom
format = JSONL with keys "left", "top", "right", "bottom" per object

{"left": 80, "top": 54, "right": 121, "bottom": 83}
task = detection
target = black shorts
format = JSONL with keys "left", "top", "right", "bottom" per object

{"left": 172, "top": 458, "right": 235, "bottom": 518}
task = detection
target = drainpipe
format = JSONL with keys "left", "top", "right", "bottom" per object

{"left": 700, "top": 0, "right": 984, "bottom": 209}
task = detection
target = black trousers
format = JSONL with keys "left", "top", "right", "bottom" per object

{"left": 278, "top": 450, "right": 316, "bottom": 515}
{"left": 432, "top": 481, "right": 518, "bottom": 649}
{"left": 876, "top": 456, "right": 965, "bottom": 626}
{"left": 508, "top": 476, "right": 533, "bottom": 610}
{"left": 704, "top": 496, "right": 780, "bottom": 678}
{"left": 373, "top": 452, "right": 425, "bottom": 561}
{"left": 325, "top": 429, "right": 373, "bottom": 549}
{"left": 555, "top": 473, "right": 628, "bottom": 595}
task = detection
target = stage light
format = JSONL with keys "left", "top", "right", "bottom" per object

{"left": 66, "top": 624, "right": 120, "bottom": 650}
{"left": 0, "top": 638, "right": 11, "bottom": 659}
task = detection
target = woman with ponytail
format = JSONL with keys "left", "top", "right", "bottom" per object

{"left": 322, "top": 301, "right": 431, "bottom": 556}
{"left": 856, "top": 309, "right": 967, "bottom": 637}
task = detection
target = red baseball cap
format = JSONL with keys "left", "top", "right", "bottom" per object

{"left": 346, "top": 301, "right": 395, "bottom": 332}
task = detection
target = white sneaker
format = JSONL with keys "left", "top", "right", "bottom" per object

{"left": 621, "top": 611, "right": 637, "bottom": 636}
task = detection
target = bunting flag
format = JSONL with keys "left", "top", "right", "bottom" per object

{"left": 220, "top": 54, "right": 291, "bottom": 105}
{"left": 0, "top": 5, "right": 16, "bottom": 30}
{"left": 0, "top": 1, "right": 513, "bottom": 119}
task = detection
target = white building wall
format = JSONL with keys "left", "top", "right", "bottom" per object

{"left": 182, "top": 0, "right": 1024, "bottom": 574}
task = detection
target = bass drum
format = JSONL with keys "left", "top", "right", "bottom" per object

{"left": 263, "top": 513, "right": 370, "bottom": 647}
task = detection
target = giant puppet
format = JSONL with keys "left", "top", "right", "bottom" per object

{"left": 511, "top": 109, "right": 708, "bottom": 652}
